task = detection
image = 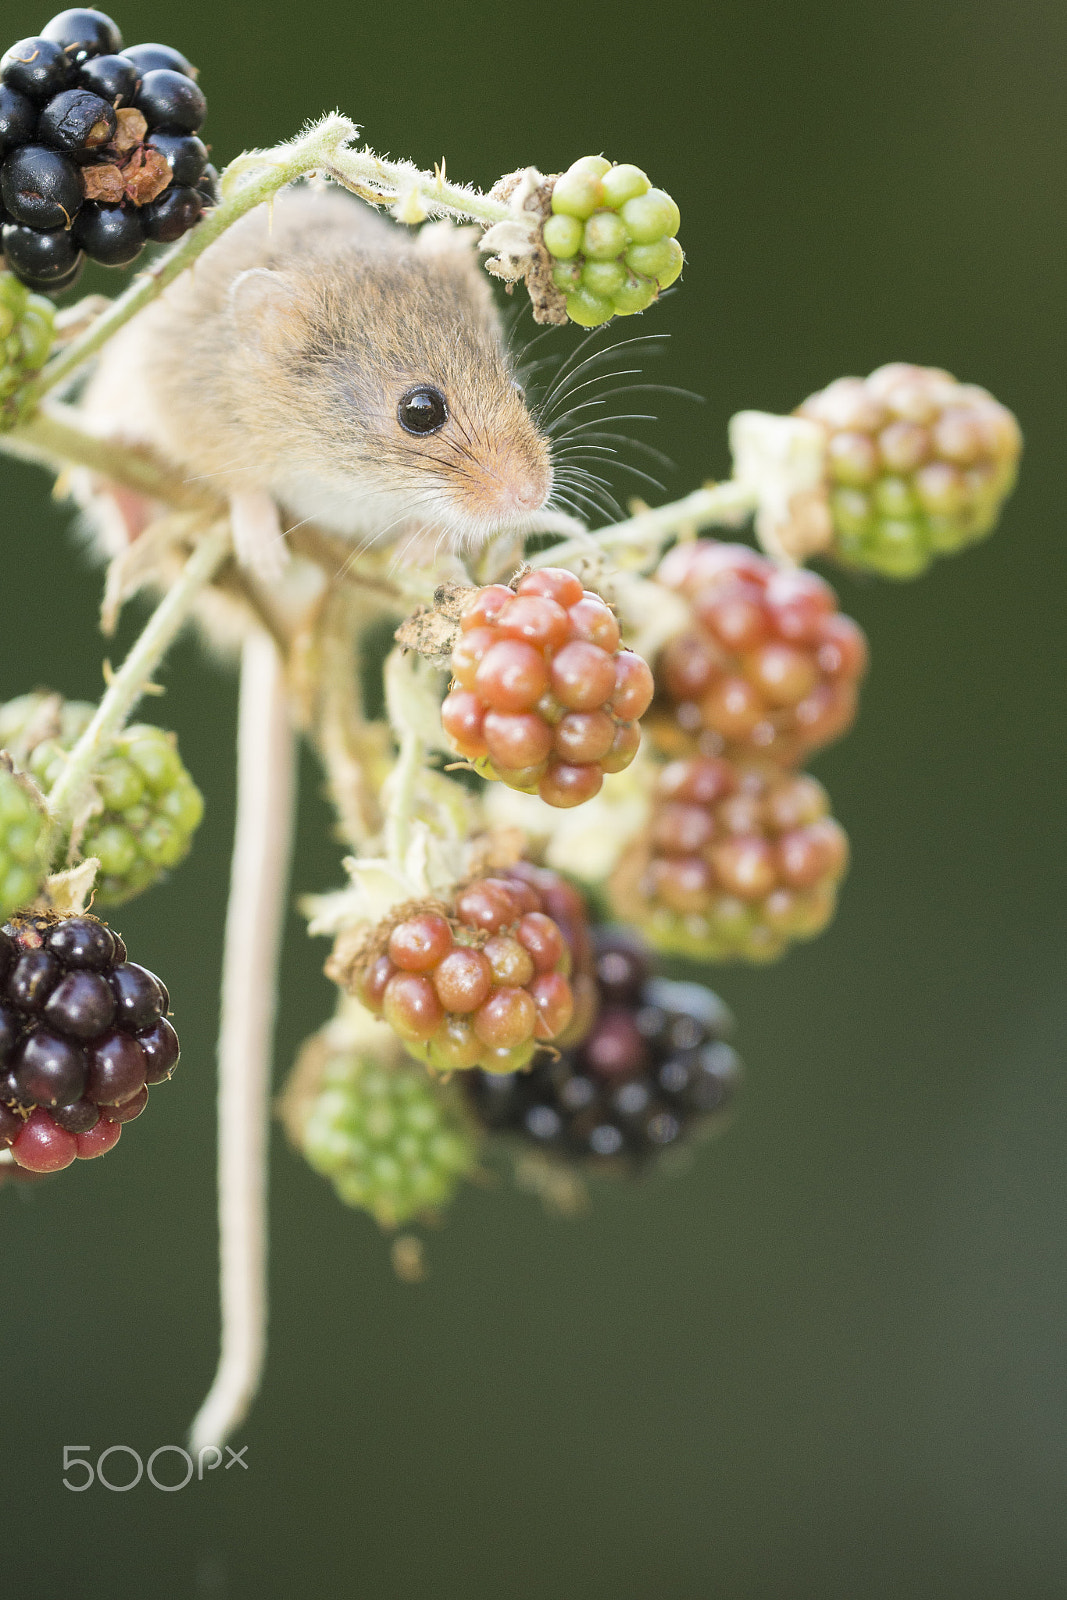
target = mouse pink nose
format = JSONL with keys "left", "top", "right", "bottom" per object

{"left": 509, "top": 481, "right": 546, "bottom": 511}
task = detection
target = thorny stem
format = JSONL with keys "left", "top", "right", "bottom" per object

{"left": 325, "top": 144, "right": 518, "bottom": 228}
{"left": 45, "top": 526, "right": 231, "bottom": 831}
{"left": 529, "top": 480, "right": 758, "bottom": 571}
{"left": 190, "top": 631, "right": 296, "bottom": 1455}
{"left": 21, "top": 116, "right": 524, "bottom": 405}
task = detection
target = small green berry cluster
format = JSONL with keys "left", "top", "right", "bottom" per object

{"left": 0, "top": 270, "right": 54, "bottom": 428}
{"left": 0, "top": 764, "right": 50, "bottom": 919}
{"left": 0, "top": 695, "right": 203, "bottom": 905}
{"left": 291, "top": 1028, "right": 478, "bottom": 1229}
{"left": 797, "top": 363, "right": 1022, "bottom": 578}
{"left": 543, "top": 156, "right": 683, "bottom": 327}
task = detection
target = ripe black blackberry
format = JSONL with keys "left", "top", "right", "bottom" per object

{"left": 0, "top": 12, "right": 208, "bottom": 292}
{"left": 0, "top": 912, "right": 178, "bottom": 1172}
{"left": 464, "top": 930, "right": 741, "bottom": 1173}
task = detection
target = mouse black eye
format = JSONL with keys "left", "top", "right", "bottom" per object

{"left": 397, "top": 386, "right": 448, "bottom": 435}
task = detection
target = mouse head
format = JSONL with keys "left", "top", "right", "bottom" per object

{"left": 229, "top": 231, "right": 553, "bottom": 549}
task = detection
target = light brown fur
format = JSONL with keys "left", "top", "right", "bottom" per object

{"left": 84, "top": 187, "right": 553, "bottom": 560}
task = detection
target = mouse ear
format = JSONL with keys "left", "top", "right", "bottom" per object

{"left": 415, "top": 219, "right": 481, "bottom": 259}
{"left": 228, "top": 268, "right": 307, "bottom": 353}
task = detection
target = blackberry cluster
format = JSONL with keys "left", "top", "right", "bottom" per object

{"left": 647, "top": 540, "right": 867, "bottom": 766}
{"left": 285, "top": 1024, "right": 476, "bottom": 1229}
{"left": 0, "top": 763, "right": 50, "bottom": 920}
{"left": 441, "top": 568, "right": 654, "bottom": 809}
{"left": 796, "top": 363, "right": 1023, "bottom": 578}
{"left": 0, "top": 912, "right": 178, "bottom": 1173}
{"left": 610, "top": 756, "right": 849, "bottom": 962}
{"left": 0, "top": 11, "right": 213, "bottom": 294}
{"left": 0, "top": 693, "right": 204, "bottom": 904}
{"left": 0, "top": 267, "right": 53, "bottom": 424}
{"left": 543, "top": 156, "right": 683, "bottom": 326}
{"left": 340, "top": 867, "right": 589, "bottom": 1076}
{"left": 464, "top": 930, "right": 741, "bottom": 1171}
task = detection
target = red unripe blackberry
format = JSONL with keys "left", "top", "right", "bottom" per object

{"left": 441, "top": 569, "right": 654, "bottom": 808}
{"left": 342, "top": 866, "right": 593, "bottom": 1074}
{"left": 0, "top": 912, "right": 178, "bottom": 1170}
{"left": 796, "top": 363, "right": 1023, "bottom": 577}
{"left": 464, "top": 930, "right": 740, "bottom": 1173}
{"left": 647, "top": 541, "right": 867, "bottom": 765}
{"left": 610, "top": 757, "right": 849, "bottom": 963}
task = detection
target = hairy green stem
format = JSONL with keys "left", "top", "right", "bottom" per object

{"left": 531, "top": 480, "right": 757, "bottom": 570}
{"left": 325, "top": 144, "right": 514, "bottom": 227}
{"left": 46, "top": 526, "right": 231, "bottom": 828}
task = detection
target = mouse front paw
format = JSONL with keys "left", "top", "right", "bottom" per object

{"left": 229, "top": 489, "right": 290, "bottom": 581}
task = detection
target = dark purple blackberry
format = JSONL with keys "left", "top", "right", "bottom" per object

{"left": 146, "top": 131, "right": 206, "bottom": 187}
{"left": 0, "top": 86, "right": 36, "bottom": 154}
{"left": 73, "top": 200, "right": 144, "bottom": 264}
{"left": 195, "top": 162, "right": 219, "bottom": 207}
{"left": 121, "top": 43, "right": 197, "bottom": 81}
{"left": 142, "top": 183, "right": 201, "bottom": 242}
{"left": 1, "top": 222, "right": 82, "bottom": 288}
{"left": 76, "top": 53, "right": 140, "bottom": 107}
{"left": 0, "top": 39, "right": 73, "bottom": 102}
{"left": 465, "top": 934, "right": 741, "bottom": 1174}
{"left": 134, "top": 69, "right": 205, "bottom": 135}
{"left": 14, "top": 253, "right": 84, "bottom": 295}
{"left": 0, "top": 145, "right": 82, "bottom": 228}
{"left": 0, "top": 914, "right": 179, "bottom": 1172}
{"left": 37, "top": 86, "right": 116, "bottom": 153}
{"left": 40, "top": 10, "right": 123, "bottom": 66}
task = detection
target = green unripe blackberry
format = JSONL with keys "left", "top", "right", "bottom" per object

{"left": 0, "top": 695, "right": 203, "bottom": 904}
{"left": 566, "top": 285, "right": 615, "bottom": 328}
{"left": 581, "top": 210, "right": 630, "bottom": 261}
{"left": 0, "top": 270, "right": 55, "bottom": 428}
{"left": 545, "top": 156, "right": 683, "bottom": 326}
{"left": 796, "top": 363, "right": 1022, "bottom": 577}
{"left": 542, "top": 213, "right": 582, "bottom": 259}
{"left": 282, "top": 1017, "right": 478, "bottom": 1229}
{"left": 0, "top": 765, "right": 50, "bottom": 919}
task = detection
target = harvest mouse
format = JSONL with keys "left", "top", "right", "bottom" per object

{"left": 82, "top": 186, "right": 557, "bottom": 578}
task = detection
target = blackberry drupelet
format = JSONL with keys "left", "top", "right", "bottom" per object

{"left": 283, "top": 1019, "right": 477, "bottom": 1229}
{"left": 441, "top": 568, "right": 654, "bottom": 808}
{"left": 464, "top": 930, "right": 741, "bottom": 1172}
{"left": 0, "top": 912, "right": 178, "bottom": 1173}
{"left": 0, "top": 268, "right": 55, "bottom": 424}
{"left": 0, "top": 693, "right": 204, "bottom": 905}
{"left": 648, "top": 540, "right": 868, "bottom": 766}
{"left": 544, "top": 156, "right": 683, "bottom": 326}
{"left": 333, "top": 866, "right": 591, "bottom": 1075}
{"left": 796, "top": 363, "right": 1022, "bottom": 577}
{"left": 0, "top": 13, "right": 208, "bottom": 290}
{"left": 610, "top": 755, "right": 849, "bottom": 963}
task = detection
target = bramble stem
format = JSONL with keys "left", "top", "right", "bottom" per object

{"left": 324, "top": 144, "right": 514, "bottom": 228}
{"left": 190, "top": 631, "right": 296, "bottom": 1455}
{"left": 45, "top": 526, "right": 231, "bottom": 830}
{"left": 531, "top": 480, "right": 757, "bottom": 571}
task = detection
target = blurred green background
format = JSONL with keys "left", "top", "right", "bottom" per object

{"left": 2, "top": 0, "right": 1065, "bottom": 1594}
